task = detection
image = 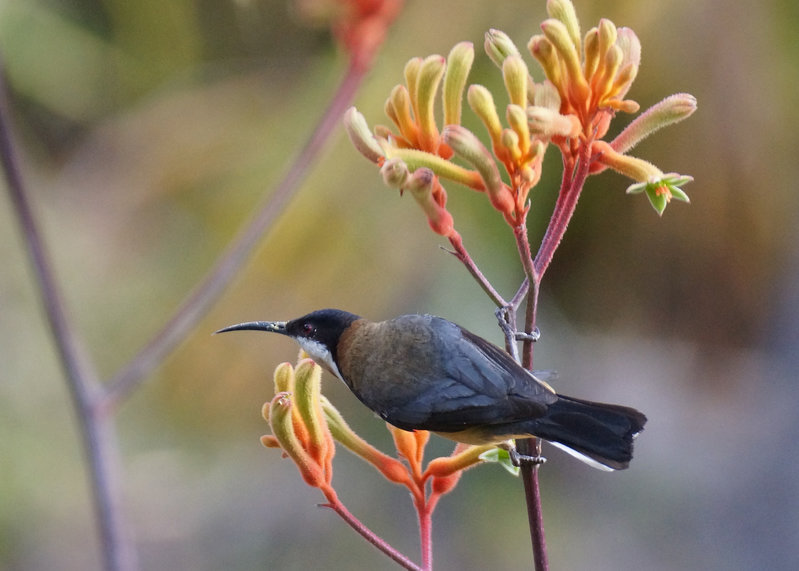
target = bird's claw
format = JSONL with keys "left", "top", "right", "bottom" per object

{"left": 494, "top": 308, "right": 541, "bottom": 343}
{"left": 514, "top": 327, "right": 540, "bottom": 342}
{"left": 508, "top": 447, "right": 547, "bottom": 467}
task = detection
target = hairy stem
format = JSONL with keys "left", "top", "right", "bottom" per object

{"left": 534, "top": 143, "right": 592, "bottom": 279}
{"left": 416, "top": 498, "right": 434, "bottom": 571}
{"left": 0, "top": 63, "right": 137, "bottom": 571}
{"left": 102, "top": 60, "right": 369, "bottom": 412}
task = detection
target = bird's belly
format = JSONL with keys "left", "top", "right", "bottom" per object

{"left": 433, "top": 426, "right": 534, "bottom": 445}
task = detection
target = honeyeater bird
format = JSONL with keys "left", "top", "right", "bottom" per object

{"left": 217, "top": 309, "right": 646, "bottom": 471}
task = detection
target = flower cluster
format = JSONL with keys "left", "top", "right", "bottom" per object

{"left": 345, "top": 0, "right": 696, "bottom": 221}
{"left": 260, "top": 358, "right": 335, "bottom": 489}
{"left": 260, "top": 353, "right": 497, "bottom": 551}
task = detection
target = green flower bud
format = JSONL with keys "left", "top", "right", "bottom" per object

{"left": 293, "top": 359, "right": 331, "bottom": 464}
{"left": 381, "top": 157, "right": 410, "bottom": 189}
{"left": 502, "top": 55, "right": 529, "bottom": 108}
{"left": 611, "top": 93, "right": 697, "bottom": 153}
{"left": 443, "top": 42, "right": 474, "bottom": 126}
{"left": 484, "top": 28, "right": 521, "bottom": 68}
{"left": 467, "top": 84, "right": 503, "bottom": 147}
{"left": 547, "top": 0, "right": 582, "bottom": 53}
{"left": 273, "top": 361, "right": 295, "bottom": 394}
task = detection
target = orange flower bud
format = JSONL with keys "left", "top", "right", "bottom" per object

{"left": 386, "top": 85, "right": 419, "bottom": 147}
{"left": 431, "top": 472, "right": 462, "bottom": 496}
{"left": 406, "top": 169, "right": 456, "bottom": 237}
{"left": 541, "top": 19, "right": 589, "bottom": 103}
{"left": 425, "top": 444, "right": 493, "bottom": 479}
{"left": 388, "top": 425, "right": 420, "bottom": 465}
{"left": 260, "top": 435, "right": 280, "bottom": 448}
{"left": 592, "top": 140, "right": 662, "bottom": 182}
{"left": 415, "top": 55, "right": 446, "bottom": 151}
{"left": 506, "top": 104, "right": 531, "bottom": 156}
{"left": 269, "top": 392, "right": 325, "bottom": 488}
{"left": 528, "top": 35, "right": 563, "bottom": 96}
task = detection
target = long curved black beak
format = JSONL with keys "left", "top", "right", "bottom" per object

{"left": 215, "top": 321, "right": 288, "bottom": 335}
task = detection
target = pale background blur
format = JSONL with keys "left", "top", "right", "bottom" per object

{"left": 1, "top": 0, "right": 797, "bottom": 569}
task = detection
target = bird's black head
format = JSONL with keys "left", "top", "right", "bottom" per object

{"left": 285, "top": 309, "right": 360, "bottom": 356}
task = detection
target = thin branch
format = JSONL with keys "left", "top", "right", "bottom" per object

{"left": 101, "top": 61, "right": 369, "bottom": 412}
{"left": 516, "top": 437, "right": 547, "bottom": 570}
{"left": 513, "top": 224, "right": 539, "bottom": 369}
{"left": 0, "top": 60, "right": 137, "bottom": 571}
{"left": 509, "top": 277, "right": 530, "bottom": 309}
{"left": 446, "top": 232, "right": 508, "bottom": 308}
{"left": 321, "top": 487, "right": 423, "bottom": 571}
{"left": 511, "top": 222, "right": 549, "bottom": 571}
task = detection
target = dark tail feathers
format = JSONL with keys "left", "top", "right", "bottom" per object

{"left": 533, "top": 395, "right": 647, "bottom": 470}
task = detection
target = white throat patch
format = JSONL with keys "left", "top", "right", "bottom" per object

{"left": 295, "top": 337, "right": 344, "bottom": 381}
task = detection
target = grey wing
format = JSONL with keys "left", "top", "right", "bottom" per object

{"left": 382, "top": 319, "right": 557, "bottom": 432}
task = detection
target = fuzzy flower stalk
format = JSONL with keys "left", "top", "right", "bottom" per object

{"left": 261, "top": 354, "right": 496, "bottom": 571}
{"left": 344, "top": 1, "right": 696, "bottom": 569}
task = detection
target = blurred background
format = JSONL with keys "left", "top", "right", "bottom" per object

{"left": 1, "top": 0, "right": 797, "bottom": 569}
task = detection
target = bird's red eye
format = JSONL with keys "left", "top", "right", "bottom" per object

{"left": 301, "top": 323, "right": 314, "bottom": 337}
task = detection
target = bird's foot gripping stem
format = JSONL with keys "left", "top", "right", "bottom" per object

{"left": 503, "top": 442, "right": 547, "bottom": 467}
{"left": 514, "top": 328, "right": 540, "bottom": 343}
{"left": 494, "top": 307, "right": 540, "bottom": 342}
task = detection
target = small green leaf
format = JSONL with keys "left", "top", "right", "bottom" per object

{"left": 646, "top": 186, "right": 668, "bottom": 216}
{"left": 479, "top": 447, "right": 520, "bottom": 476}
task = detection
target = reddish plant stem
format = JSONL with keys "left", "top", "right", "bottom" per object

{"left": 321, "top": 486, "right": 423, "bottom": 571}
{"left": 454, "top": 139, "right": 593, "bottom": 570}
{"left": 512, "top": 222, "right": 549, "bottom": 571}
{"left": 534, "top": 143, "right": 592, "bottom": 279}
{"left": 516, "top": 436, "right": 546, "bottom": 570}
{"left": 101, "top": 60, "right": 369, "bottom": 412}
{"left": 415, "top": 497, "right": 434, "bottom": 571}
{"left": 515, "top": 140, "right": 593, "bottom": 571}
{"left": 513, "top": 224, "right": 540, "bottom": 369}
{"left": 447, "top": 232, "right": 508, "bottom": 308}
